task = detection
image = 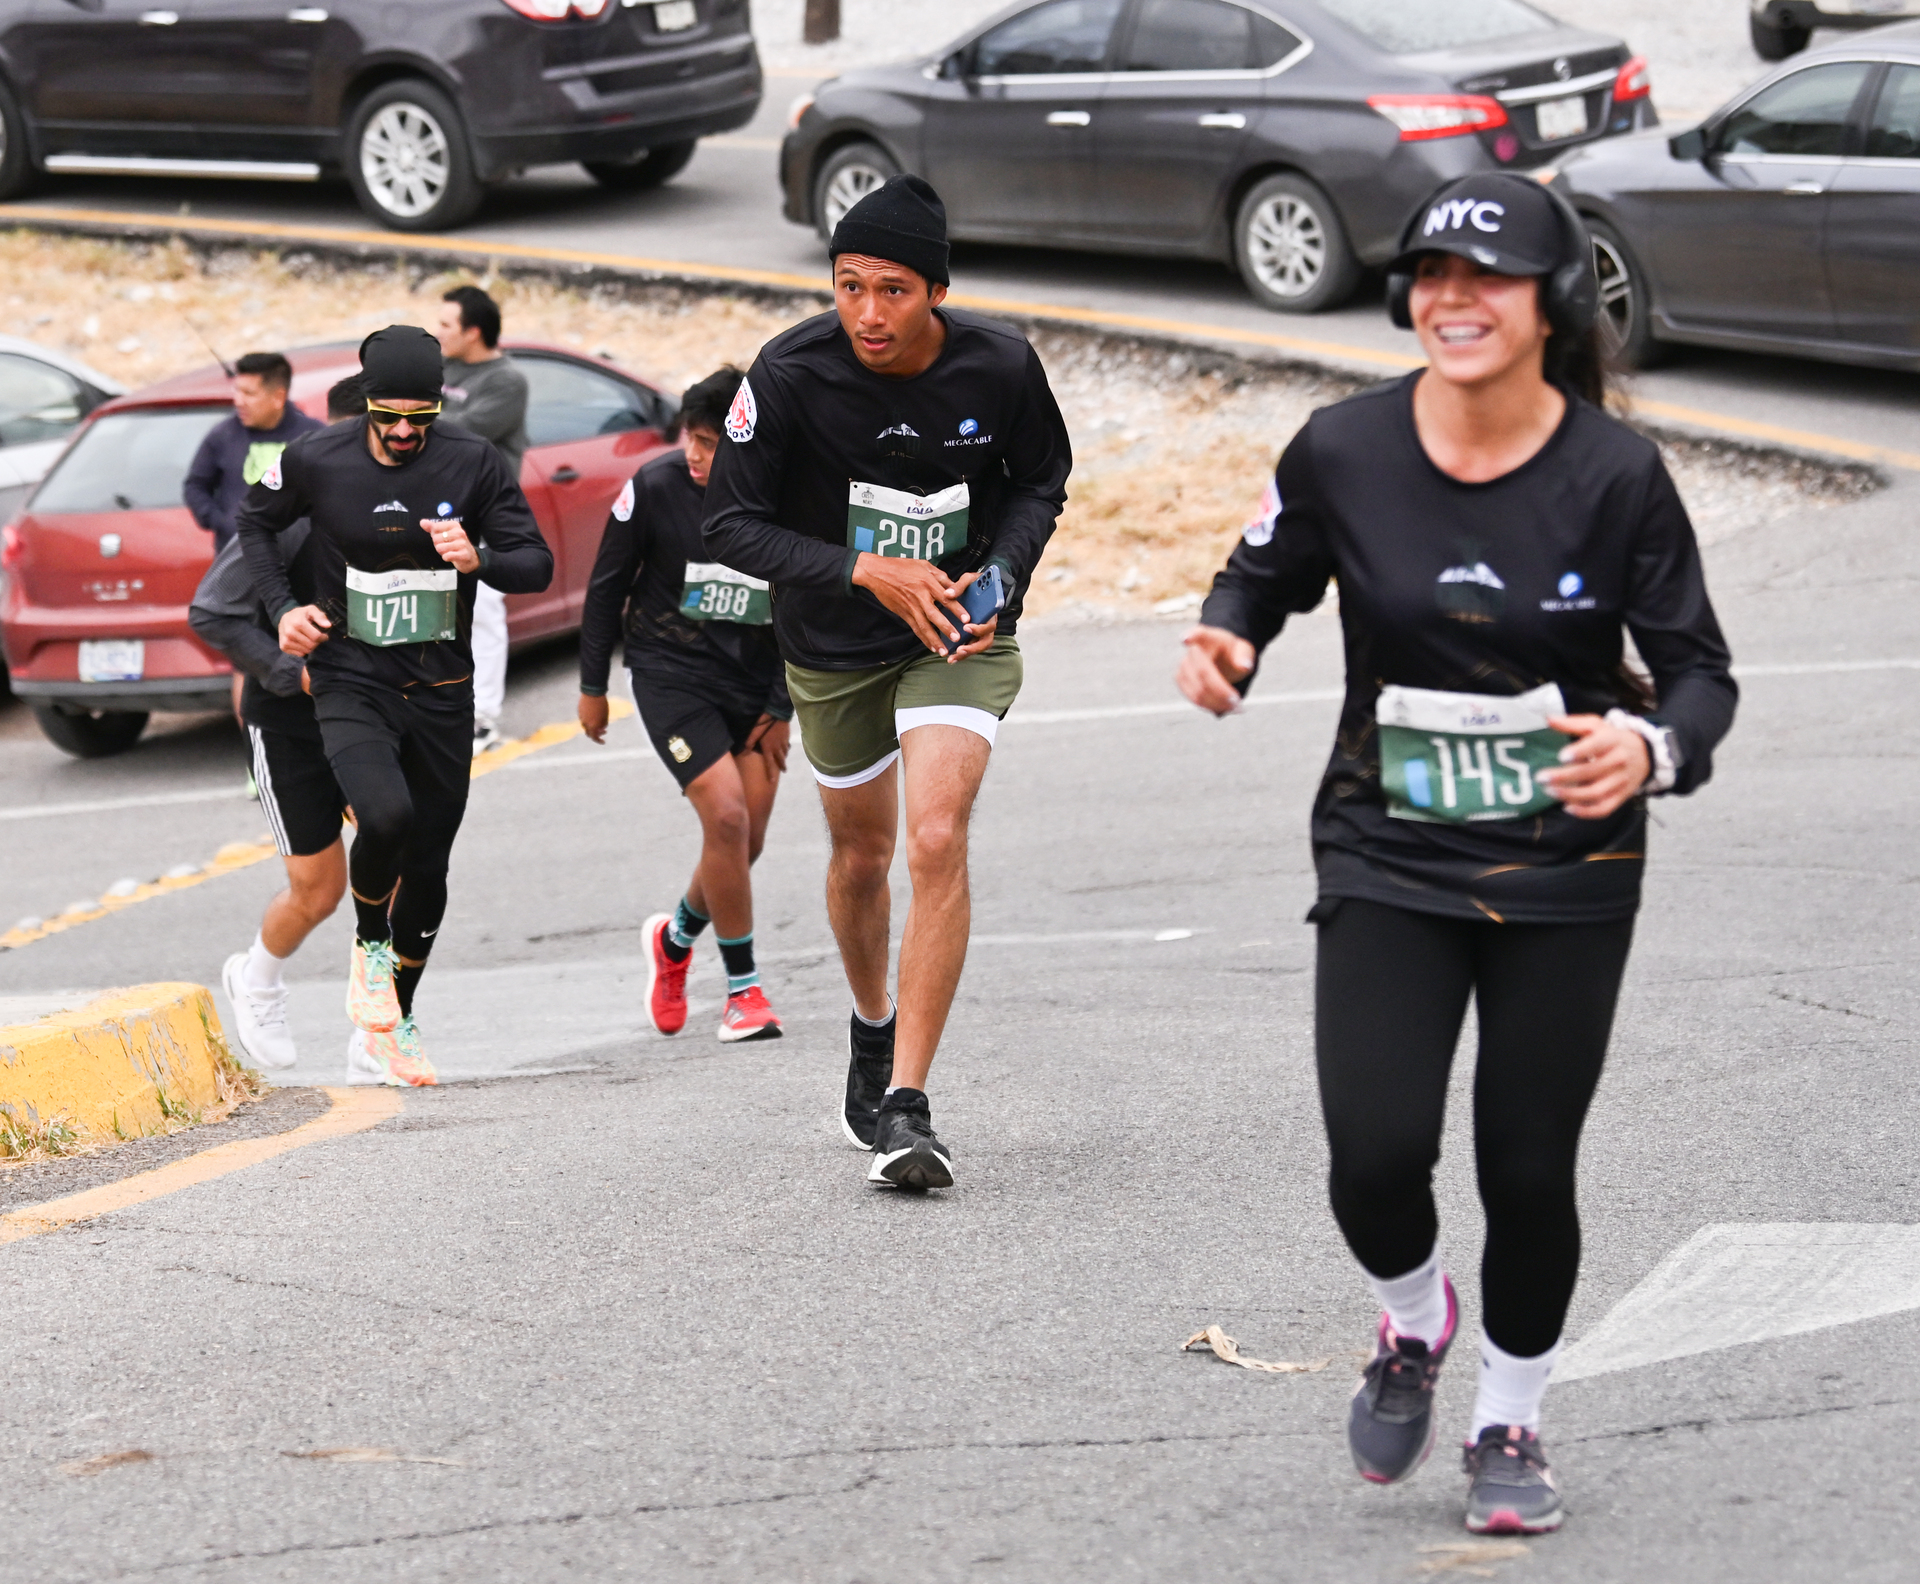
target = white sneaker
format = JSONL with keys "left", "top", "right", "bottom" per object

{"left": 472, "top": 717, "right": 503, "bottom": 757}
{"left": 345, "top": 1026, "right": 403, "bottom": 1086}
{"left": 221, "top": 952, "right": 298, "bottom": 1070}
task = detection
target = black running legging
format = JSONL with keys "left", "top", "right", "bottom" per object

{"left": 1315, "top": 897, "right": 1635, "bottom": 1358}
{"left": 332, "top": 739, "right": 468, "bottom": 960}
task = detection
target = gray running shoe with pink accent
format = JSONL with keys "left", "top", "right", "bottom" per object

{"left": 1463, "top": 1424, "right": 1565, "bottom": 1533}
{"left": 1347, "top": 1273, "right": 1459, "bottom": 1483}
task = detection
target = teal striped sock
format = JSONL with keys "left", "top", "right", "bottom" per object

{"left": 669, "top": 896, "right": 709, "bottom": 952}
{"left": 718, "top": 933, "right": 757, "bottom": 994}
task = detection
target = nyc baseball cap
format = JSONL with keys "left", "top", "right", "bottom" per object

{"left": 1387, "top": 172, "right": 1568, "bottom": 277}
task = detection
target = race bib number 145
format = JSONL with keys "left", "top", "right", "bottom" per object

{"left": 1377, "top": 682, "right": 1570, "bottom": 823}
{"left": 846, "top": 479, "right": 969, "bottom": 561}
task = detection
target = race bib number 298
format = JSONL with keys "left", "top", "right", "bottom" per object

{"left": 846, "top": 480, "right": 969, "bottom": 561}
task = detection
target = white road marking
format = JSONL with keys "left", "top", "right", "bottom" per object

{"left": 1555, "top": 1222, "right": 1920, "bottom": 1383}
{"left": 0, "top": 785, "right": 250, "bottom": 822}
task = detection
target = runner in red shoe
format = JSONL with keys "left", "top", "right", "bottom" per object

{"left": 578, "top": 367, "right": 790, "bottom": 1043}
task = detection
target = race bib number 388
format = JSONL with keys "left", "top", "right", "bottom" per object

{"left": 345, "top": 566, "right": 459, "bottom": 647}
{"left": 846, "top": 480, "right": 969, "bottom": 561}
{"left": 680, "top": 561, "right": 771, "bottom": 625}
{"left": 1377, "top": 682, "right": 1569, "bottom": 824}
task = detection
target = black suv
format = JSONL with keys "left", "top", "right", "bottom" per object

{"left": 0, "top": 0, "right": 760, "bottom": 231}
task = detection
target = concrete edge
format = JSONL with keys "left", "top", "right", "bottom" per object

{"left": 0, "top": 982, "right": 247, "bottom": 1151}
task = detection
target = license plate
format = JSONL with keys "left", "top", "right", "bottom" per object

{"left": 1535, "top": 94, "right": 1588, "bottom": 142}
{"left": 78, "top": 638, "right": 143, "bottom": 683}
{"left": 653, "top": 0, "right": 696, "bottom": 30}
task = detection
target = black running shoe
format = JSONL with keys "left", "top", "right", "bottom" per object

{"left": 866, "top": 1087, "right": 953, "bottom": 1190}
{"left": 841, "top": 1006, "right": 895, "bottom": 1150}
{"left": 1463, "top": 1425, "right": 1564, "bottom": 1534}
{"left": 1347, "top": 1274, "right": 1458, "bottom": 1484}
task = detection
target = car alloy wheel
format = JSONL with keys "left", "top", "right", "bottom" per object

{"left": 1592, "top": 233, "right": 1634, "bottom": 348}
{"left": 1585, "top": 218, "right": 1665, "bottom": 368}
{"left": 822, "top": 160, "right": 889, "bottom": 232}
{"left": 1246, "top": 193, "right": 1328, "bottom": 301}
{"left": 360, "top": 102, "right": 452, "bottom": 220}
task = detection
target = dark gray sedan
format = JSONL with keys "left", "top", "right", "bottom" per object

{"left": 779, "top": 0, "right": 1656, "bottom": 312}
{"left": 1553, "top": 24, "right": 1920, "bottom": 371}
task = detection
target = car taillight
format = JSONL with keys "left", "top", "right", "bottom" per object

{"left": 1614, "top": 55, "right": 1651, "bottom": 102}
{"left": 498, "top": 0, "right": 609, "bottom": 17}
{"left": 0, "top": 524, "right": 21, "bottom": 569}
{"left": 1368, "top": 95, "right": 1509, "bottom": 142}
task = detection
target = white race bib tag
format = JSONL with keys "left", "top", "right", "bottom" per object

{"left": 846, "top": 479, "right": 969, "bottom": 561}
{"left": 1376, "top": 682, "right": 1569, "bottom": 823}
{"left": 679, "top": 560, "right": 771, "bottom": 625}
{"left": 345, "top": 566, "right": 459, "bottom": 647}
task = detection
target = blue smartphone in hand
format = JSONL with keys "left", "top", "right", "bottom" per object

{"left": 943, "top": 564, "right": 1006, "bottom": 653}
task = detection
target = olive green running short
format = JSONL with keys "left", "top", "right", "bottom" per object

{"left": 786, "top": 636, "right": 1023, "bottom": 787}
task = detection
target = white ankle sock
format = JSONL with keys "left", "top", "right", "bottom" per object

{"left": 1364, "top": 1247, "right": 1449, "bottom": 1346}
{"left": 853, "top": 996, "right": 894, "bottom": 1028}
{"left": 1470, "top": 1333, "right": 1560, "bottom": 1437}
{"left": 243, "top": 933, "right": 286, "bottom": 992}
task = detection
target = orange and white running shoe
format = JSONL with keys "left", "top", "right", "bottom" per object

{"left": 346, "top": 938, "right": 401, "bottom": 1032}
{"left": 346, "top": 1026, "right": 402, "bottom": 1086}
{"left": 387, "top": 1016, "right": 439, "bottom": 1086}
{"left": 642, "top": 912, "right": 689, "bottom": 1035}
{"left": 718, "top": 985, "right": 783, "bottom": 1043}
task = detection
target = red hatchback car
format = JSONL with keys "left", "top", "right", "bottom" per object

{"left": 1, "top": 340, "right": 675, "bottom": 756}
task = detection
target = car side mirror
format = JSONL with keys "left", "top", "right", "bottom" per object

{"left": 1668, "top": 126, "right": 1708, "bottom": 161}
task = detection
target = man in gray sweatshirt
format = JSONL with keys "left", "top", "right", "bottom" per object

{"left": 438, "top": 284, "right": 530, "bottom": 754}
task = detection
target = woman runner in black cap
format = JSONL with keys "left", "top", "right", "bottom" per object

{"left": 1178, "top": 173, "right": 1737, "bottom": 1534}
{"left": 237, "top": 326, "right": 553, "bottom": 1086}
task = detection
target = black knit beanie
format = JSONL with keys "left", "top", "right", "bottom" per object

{"left": 829, "top": 174, "right": 950, "bottom": 286}
{"left": 358, "top": 325, "right": 444, "bottom": 402}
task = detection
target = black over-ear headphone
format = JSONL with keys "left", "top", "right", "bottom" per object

{"left": 1386, "top": 177, "right": 1599, "bottom": 340}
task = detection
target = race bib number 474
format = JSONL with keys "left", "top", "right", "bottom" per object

{"left": 1377, "top": 682, "right": 1570, "bottom": 823}
{"left": 846, "top": 480, "right": 969, "bottom": 561}
{"left": 345, "top": 566, "right": 459, "bottom": 647}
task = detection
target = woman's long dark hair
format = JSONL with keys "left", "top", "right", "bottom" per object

{"left": 1544, "top": 316, "right": 1612, "bottom": 409}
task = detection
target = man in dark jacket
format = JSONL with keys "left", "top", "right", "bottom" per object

{"left": 183, "top": 351, "right": 324, "bottom": 551}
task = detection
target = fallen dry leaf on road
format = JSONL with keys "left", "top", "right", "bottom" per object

{"left": 282, "top": 1447, "right": 463, "bottom": 1466}
{"left": 1416, "top": 1540, "right": 1531, "bottom": 1576}
{"left": 1181, "top": 1324, "right": 1333, "bottom": 1374}
{"left": 60, "top": 1449, "right": 155, "bottom": 1476}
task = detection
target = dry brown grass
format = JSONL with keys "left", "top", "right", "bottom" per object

{"left": 0, "top": 230, "right": 1876, "bottom": 622}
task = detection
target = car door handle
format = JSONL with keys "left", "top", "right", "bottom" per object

{"left": 1198, "top": 112, "right": 1247, "bottom": 130}
{"left": 1046, "top": 110, "right": 1091, "bottom": 128}
{"left": 1783, "top": 179, "right": 1826, "bottom": 195}
{"left": 288, "top": 6, "right": 329, "bottom": 19}
{"left": 549, "top": 465, "right": 580, "bottom": 484}
{"left": 138, "top": 10, "right": 179, "bottom": 23}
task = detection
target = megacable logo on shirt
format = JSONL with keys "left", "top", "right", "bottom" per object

{"left": 725, "top": 378, "right": 758, "bottom": 442}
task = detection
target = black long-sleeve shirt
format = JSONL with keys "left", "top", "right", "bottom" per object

{"left": 234, "top": 421, "right": 552, "bottom": 695}
{"left": 1200, "top": 373, "right": 1737, "bottom": 924}
{"left": 183, "top": 408, "right": 324, "bottom": 549}
{"left": 579, "top": 450, "right": 790, "bottom": 718}
{"left": 702, "top": 307, "right": 1072, "bottom": 670}
{"left": 187, "top": 524, "right": 321, "bottom": 741}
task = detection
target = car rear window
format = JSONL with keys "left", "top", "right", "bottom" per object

{"left": 1121, "top": 0, "right": 1302, "bottom": 71}
{"left": 30, "top": 407, "right": 227, "bottom": 513}
{"left": 1313, "top": 0, "right": 1553, "bottom": 54}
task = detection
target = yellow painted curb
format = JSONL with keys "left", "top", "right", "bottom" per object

{"left": 0, "top": 982, "right": 238, "bottom": 1148}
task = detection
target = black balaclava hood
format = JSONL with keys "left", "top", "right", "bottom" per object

{"left": 358, "top": 325, "right": 444, "bottom": 403}
{"left": 829, "top": 174, "right": 950, "bottom": 286}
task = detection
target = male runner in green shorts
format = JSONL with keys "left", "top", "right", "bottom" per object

{"left": 704, "top": 174, "right": 1072, "bottom": 1189}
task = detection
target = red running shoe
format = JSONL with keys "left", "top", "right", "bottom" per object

{"left": 642, "top": 912, "right": 689, "bottom": 1035}
{"left": 718, "top": 985, "right": 783, "bottom": 1043}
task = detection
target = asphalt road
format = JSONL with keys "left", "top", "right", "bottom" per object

{"left": 1, "top": 441, "right": 1917, "bottom": 1577}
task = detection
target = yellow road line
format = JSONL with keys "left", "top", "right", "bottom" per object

{"left": 0, "top": 698, "right": 632, "bottom": 953}
{"left": 7, "top": 202, "right": 1900, "bottom": 472}
{"left": 0, "top": 1085, "right": 401, "bottom": 1245}
{"left": 1631, "top": 397, "right": 1920, "bottom": 473}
